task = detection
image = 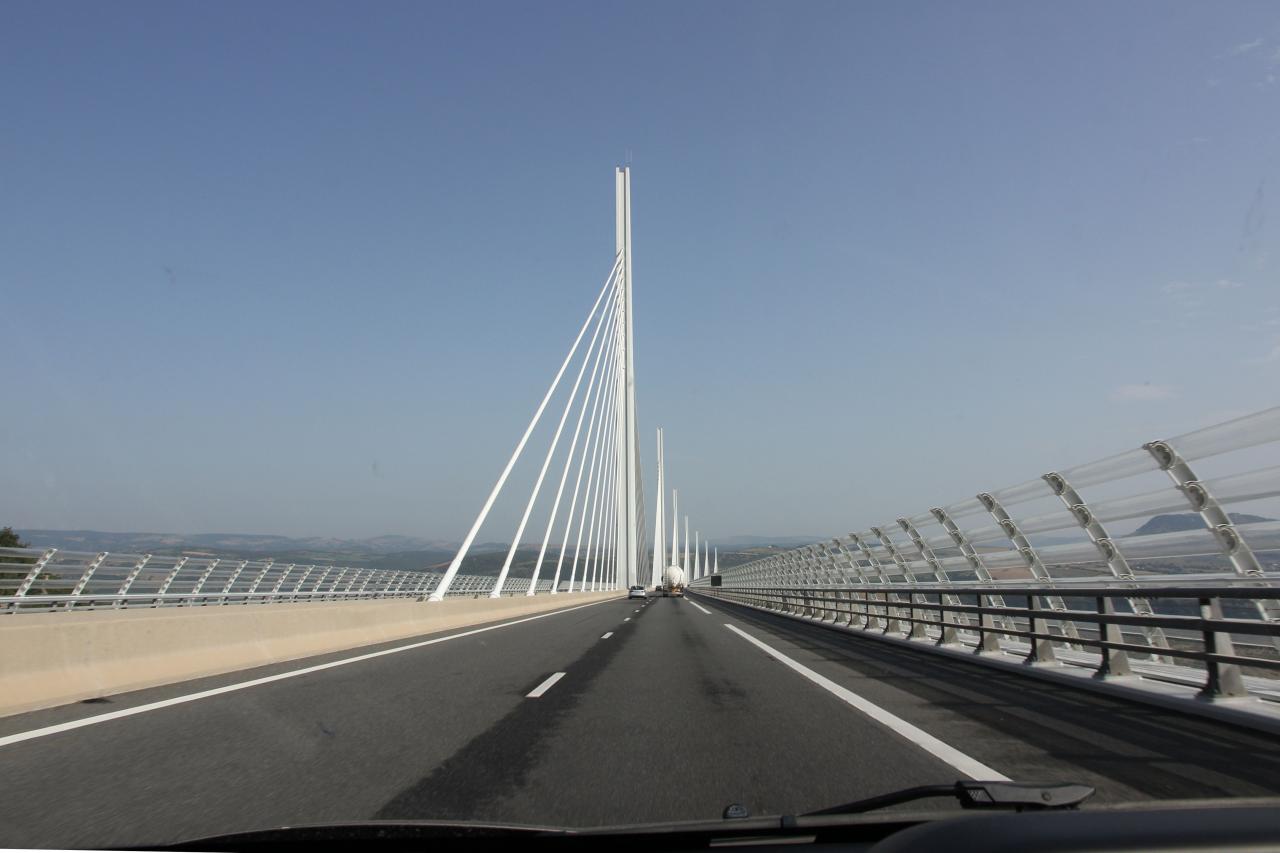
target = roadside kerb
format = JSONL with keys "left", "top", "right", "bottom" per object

{"left": 0, "top": 591, "right": 621, "bottom": 717}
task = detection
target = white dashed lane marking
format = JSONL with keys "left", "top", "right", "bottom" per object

{"left": 527, "top": 672, "right": 567, "bottom": 698}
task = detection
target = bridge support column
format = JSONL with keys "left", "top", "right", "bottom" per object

{"left": 614, "top": 166, "right": 641, "bottom": 590}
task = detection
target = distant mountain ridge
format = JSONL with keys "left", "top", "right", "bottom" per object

{"left": 18, "top": 529, "right": 824, "bottom": 555}
{"left": 21, "top": 513, "right": 1278, "bottom": 560}
{"left": 1132, "top": 513, "right": 1274, "bottom": 536}
{"left": 718, "top": 534, "right": 830, "bottom": 547}
{"left": 17, "top": 529, "right": 462, "bottom": 555}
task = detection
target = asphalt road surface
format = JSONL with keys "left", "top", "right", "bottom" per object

{"left": 3, "top": 592, "right": 1280, "bottom": 848}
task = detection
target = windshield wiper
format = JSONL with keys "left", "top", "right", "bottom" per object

{"left": 802, "top": 780, "right": 1095, "bottom": 816}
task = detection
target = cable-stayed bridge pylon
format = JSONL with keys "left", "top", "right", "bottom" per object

{"left": 428, "top": 167, "right": 646, "bottom": 600}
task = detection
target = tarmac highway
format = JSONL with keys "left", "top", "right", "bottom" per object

{"left": 2, "top": 592, "right": 1280, "bottom": 848}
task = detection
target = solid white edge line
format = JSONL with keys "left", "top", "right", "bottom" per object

{"left": 723, "top": 623, "right": 1010, "bottom": 781}
{"left": 686, "top": 599, "right": 711, "bottom": 615}
{"left": 601, "top": 632, "right": 614, "bottom": 639}
{"left": 0, "top": 597, "right": 619, "bottom": 749}
{"left": 526, "top": 672, "right": 566, "bottom": 698}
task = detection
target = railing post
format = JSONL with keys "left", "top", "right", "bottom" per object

{"left": 851, "top": 534, "right": 907, "bottom": 633}
{"left": 247, "top": 560, "right": 276, "bottom": 597}
{"left": 11, "top": 548, "right": 57, "bottom": 612}
{"left": 312, "top": 566, "right": 334, "bottom": 598}
{"left": 220, "top": 560, "right": 250, "bottom": 604}
{"left": 1146, "top": 439, "right": 1280, "bottom": 642}
{"left": 154, "top": 556, "right": 189, "bottom": 606}
{"left": 292, "top": 565, "right": 318, "bottom": 600}
{"left": 977, "top": 492, "right": 1079, "bottom": 643}
{"left": 907, "top": 596, "right": 926, "bottom": 639}
{"left": 881, "top": 591, "right": 899, "bottom": 635}
{"left": 841, "top": 589, "right": 857, "bottom": 627}
{"left": 1024, "top": 594, "right": 1059, "bottom": 666}
{"left": 872, "top": 527, "right": 928, "bottom": 639}
{"left": 268, "top": 565, "right": 298, "bottom": 601}
{"left": 936, "top": 592, "right": 958, "bottom": 646}
{"left": 899, "top": 517, "right": 965, "bottom": 636}
{"left": 1198, "top": 596, "right": 1248, "bottom": 700}
{"left": 862, "top": 589, "right": 880, "bottom": 630}
{"left": 190, "top": 558, "right": 221, "bottom": 605}
{"left": 114, "top": 553, "right": 152, "bottom": 607}
{"left": 930, "top": 507, "right": 1012, "bottom": 632}
{"left": 1043, "top": 471, "right": 1170, "bottom": 658}
{"left": 68, "top": 552, "right": 108, "bottom": 611}
{"left": 975, "top": 593, "right": 1001, "bottom": 654}
{"left": 1095, "top": 596, "right": 1132, "bottom": 679}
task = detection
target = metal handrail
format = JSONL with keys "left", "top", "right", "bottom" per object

{"left": 693, "top": 406, "right": 1280, "bottom": 664}
{"left": 697, "top": 584, "right": 1280, "bottom": 700}
{"left": 0, "top": 545, "right": 571, "bottom": 613}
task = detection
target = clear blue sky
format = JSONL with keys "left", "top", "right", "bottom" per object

{"left": 4, "top": 1, "right": 1279, "bottom": 544}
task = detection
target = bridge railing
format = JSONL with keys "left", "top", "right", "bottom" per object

{"left": 693, "top": 406, "right": 1280, "bottom": 640}
{"left": 0, "top": 547, "right": 565, "bottom": 613}
{"left": 692, "top": 406, "right": 1280, "bottom": 704}
{"left": 695, "top": 582, "right": 1280, "bottom": 701}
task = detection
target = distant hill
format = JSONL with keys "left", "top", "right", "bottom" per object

{"left": 719, "top": 534, "right": 830, "bottom": 547}
{"left": 17, "top": 529, "right": 462, "bottom": 555}
{"left": 1132, "top": 513, "right": 1274, "bottom": 536}
{"left": 12, "top": 528, "right": 859, "bottom": 575}
{"left": 15, "top": 529, "right": 457, "bottom": 569}
{"left": 12, "top": 529, "right": 598, "bottom": 575}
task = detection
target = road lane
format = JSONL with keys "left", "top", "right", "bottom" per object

{"left": 4, "top": 590, "right": 1280, "bottom": 849}
{"left": 697, "top": 593, "right": 1280, "bottom": 804}
{"left": 0, "top": 596, "right": 639, "bottom": 848}
{"left": 390, "top": 593, "right": 976, "bottom": 827}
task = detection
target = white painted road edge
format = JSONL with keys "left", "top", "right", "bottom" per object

{"left": 0, "top": 597, "right": 621, "bottom": 750}
{"left": 724, "top": 624, "right": 1010, "bottom": 782}
{"left": 686, "top": 599, "right": 712, "bottom": 615}
{"left": 527, "top": 672, "right": 566, "bottom": 698}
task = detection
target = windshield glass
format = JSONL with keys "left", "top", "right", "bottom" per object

{"left": 3, "top": 1, "right": 1280, "bottom": 848}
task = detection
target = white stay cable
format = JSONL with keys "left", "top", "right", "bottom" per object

{"left": 584, "top": 351, "right": 621, "bottom": 593}
{"left": 535, "top": 288, "right": 623, "bottom": 594}
{"left": 603, "top": 325, "right": 626, "bottom": 590}
{"left": 428, "top": 253, "right": 624, "bottom": 601}
{"left": 566, "top": 333, "right": 620, "bottom": 592}
{"left": 565, "top": 339, "right": 619, "bottom": 595}
{"left": 599, "top": 406, "right": 619, "bottom": 591}
{"left": 596, "top": 412, "right": 620, "bottom": 591}
{"left": 492, "top": 272, "right": 623, "bottom": 597}
{"left": 583, "top": 360, "right": 619, "bottom": 593}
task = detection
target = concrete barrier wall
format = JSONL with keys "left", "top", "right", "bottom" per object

{"left": 0, "top": 591, "right": 622, "bottom": 718}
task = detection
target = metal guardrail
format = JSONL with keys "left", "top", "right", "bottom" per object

{"left": 696, "top": 584, "right": 1280, "bottom": 701}
{"left": 0, "top": 548, "right": 574, "bottom": 613}
{"left": 692, "top": 406, "right": 1280, "bottom": 663}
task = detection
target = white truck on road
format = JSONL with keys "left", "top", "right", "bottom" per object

{"left": 661, "top": 565, "right": 686, "bottom": 597}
